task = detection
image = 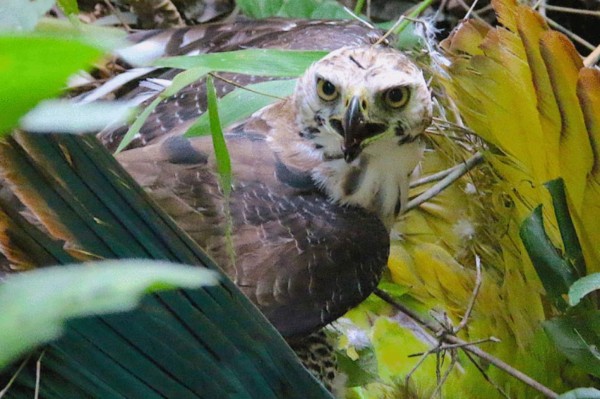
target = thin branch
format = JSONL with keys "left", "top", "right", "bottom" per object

{"left": 408, "top": 337, "right": 500, "bottom": 357}
{"left": 430, "top": 355, "right": 457, "bottom": 399}
{"left": 0, "top": 355, "right": 31, "bottom": 397}
{"left": 405, "top": 344, "right": 440, "bottom": 393}
{"left": 405, "top": 152, "right": 484, "bottom": 211}
{"left": 454, "top": 255, "right": 482, "bottom": 333}
{"left": 584, "top": 44, "right": 600, "bottom": 67}
{"left": 208, "top": 73, "right": 285, "bottom": 100}
{"left": 374, "top": 288, "right": 560, "bottom": 399}
{"left": 103, "top": 0, "right": 132, "bottom": 32}
{"left": 34, "top": 350, "right": 45, "bottom": 399}
{"left": 410, "top": 166, "right": 456, "bottom": 188}
{"left": 463, "top": 0, "right": 481, "bottom": 21}
{"left": 543, "top": 5, "right": 600, "bottom": 17}
{"left": 545, "top": 18, "right": 595, "bottom": 51}
{"left": 463, "top": 349, "right": 511, "bottom": 399}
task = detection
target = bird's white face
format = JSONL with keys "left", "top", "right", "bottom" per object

{"left": 291, "top": 46, "right": 432, "bottom": 226}
{"left": 293, "top": 46, "right": 432, "bottom": 163}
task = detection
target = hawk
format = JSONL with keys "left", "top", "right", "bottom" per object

{"left": 107, "top": 19, "right": 432, "bottom": 388}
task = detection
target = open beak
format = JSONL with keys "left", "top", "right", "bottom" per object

{"left": 341, "top": 96, "right": 387, "bottom": 163}
{"left": 342, "top": 96, "right": 365, "bottom": 163}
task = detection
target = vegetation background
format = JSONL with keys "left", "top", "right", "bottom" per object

{"left": 0, "top": 0, "right": 599, "bottom": 398}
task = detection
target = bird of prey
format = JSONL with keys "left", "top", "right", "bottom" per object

{"left": 100, "top": 19, "right": 433, "bottom": 387}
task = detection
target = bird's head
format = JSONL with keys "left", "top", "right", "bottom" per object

{"left": 293, "top": 46, "right": 432, "bottom": 163}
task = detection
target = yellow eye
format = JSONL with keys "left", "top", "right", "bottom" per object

{"left": 384, "top": 86, "right": 410, "bottom": 108}
{"left": 316, "top": 78, "right": 339, "bottom": 102}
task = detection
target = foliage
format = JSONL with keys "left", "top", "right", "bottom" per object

{"left": 0, "top": 260, "right": 218, "bottom": 368}
{"left": 1, "top": 0, "right": 599, "bottom": 397}
{"left": 0, "top": 1, "right": 131, "bottom": 136}
{"left": 0, "top": 36, "right": 103, "bottom": 134}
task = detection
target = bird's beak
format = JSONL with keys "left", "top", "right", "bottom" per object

{"left": 341, "top": 96, "right": 386, "bottom": 163}
{"left": 342, "top": 96, "right": 366, "bottom": 162}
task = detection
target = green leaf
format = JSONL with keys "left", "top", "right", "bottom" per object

{"left": 206, "top": 75, "right": 231, "bottom": 193}
{"left": 337, "top": 349, "right": 378, "bottom": 387}
{"left": 310, "top": 1, "right": 351, "bottom": 19}
{"left": 543, "top": 313, "right": 600, "bottom": 379}
{"left": 154, "top": 49, "right": 327, "bottom": 77}
{"left": 558, "top": 388, "right": 600, "bottom": 399}
{"left": 569, "top": 273, "right": 600, "bottom": 306}
{"left": 236, "top": 0, "right": 284, "bottom": 18}
{"left": 57, "top": 0, "right": 79, "bottom": 15}
{"left": 0, "top": 35, "right": 104, "bottom": 135}
{"left": 520, "top": 205, "right": 576, "bottom": 305}
{"left": 0, "top": 260, "right": 219, "bottom": 368}
{"left": 186, "top": 79, "right": 296, "bottom": 137}
{"left": 21, "top": 100, "right": 136, "bottom": 133}
{"left": 546, "top": 178, "right": 586, "bottom": 277}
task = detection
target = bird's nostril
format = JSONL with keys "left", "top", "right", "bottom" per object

{"left": 361, "top": 99, "right": 367, "bottom": 110}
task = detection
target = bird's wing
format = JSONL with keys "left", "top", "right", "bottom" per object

{"left": 117, "top": 106, "right": 389, "bottom": 338}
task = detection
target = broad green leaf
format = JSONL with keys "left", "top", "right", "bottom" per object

{"left": 0, "top": 0, "right": 54, "bottom": 31}
{"left": 558, "top": 388, "right": 600, "bottom": 399}
{"left": 277, "top": 0, "right": 317, "bottom": 17}
{"left": 21, "top": 100, "right": 136, "bottom": 133}
{"left": 0, "top": 35, "right": 104, "bottom": 134}
{"left": 569, "top": 273, "right": 600, "bottom": 306}
{"left": 186, "top": 79, "right": 297, "bottom": 137}
{"left": 337, "top": 349, "right": 378, "bottom": 387}
{"left": 236, "top": 0, "right": 284, "bottom": 18}
{"left": 154, "top": 49, "right": 327, "bottom": 77}
{"left": 520, "top": 205, "right": 576, "bottom": 305}
{"left": 543, "top": 313, "right": 600, "bottom": 379}
{"left": 57, "top": 0, "right": 78, "bottom": 15}
{"left": 0, "top": 260, "right": 219, "bottom": 368}
{"left": 310, "top": 1, "right": 351, "bottom": 19}
{"left": 546, "top": 178, "right": 586, "bottom": 277}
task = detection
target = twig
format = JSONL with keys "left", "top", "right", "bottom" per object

{"left": 103, "top": 0, "right": 132, "bottom": 32}
{"left": 374, "top": 288, "right": 560, "bottom": 398}
{"left": 35, "top": 350, "right": 45, "bottom": 399}
{"left": 374, "top": 16, "right": 404, "bottom": 46}
{"left": 462, "top": 350, "right": 511, "bottom": 399}
{"left": 410, "top": 166, "right": 458, "bottom": 188}
{"left": 405, "top": 152, "right": 484, "bottom": 211}
{"left": 208, "top": 73, "right": 285, "bottom": 100}
{"left": 0, "top": 355, "right": 31, "bottom": 397}
{"left": 584, "top": 44, "right": 600, "bottom": 67}
{"left": 545, "top": 18, "right": 595, "bottom": 51}
{"left": 408, "top": 337, "right": 500, "bottom": 357}
{"left": 543, "top": 4, "right": 600, "bottom": 17}
{"left": 463, "top": 0, "right": 481, "bottom": 21}
{"left": 430, "top": 355, "right": 457, "bottom": 399}
{"left": 454, "top": 255, "right": 482, "bottom": 333}
{"left": 405, "top": 344, "right": 440, "bottom": 393}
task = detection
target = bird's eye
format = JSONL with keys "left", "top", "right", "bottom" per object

{"left": 316, "top": 78, "right": 339, "bottom": 101}
{"left": 384, "top": 86, "right": 410, "bottom": 108}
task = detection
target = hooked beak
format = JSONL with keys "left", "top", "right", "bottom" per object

{"left": 342, "top": 96, "right": 365, "bottom": 163}
{"left": 341, "top": 96, "right": 387, "bottom": 163}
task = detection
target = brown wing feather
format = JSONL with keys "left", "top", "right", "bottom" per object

{"left": 117, "top": 118, "right": 389, "bottom": 338}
